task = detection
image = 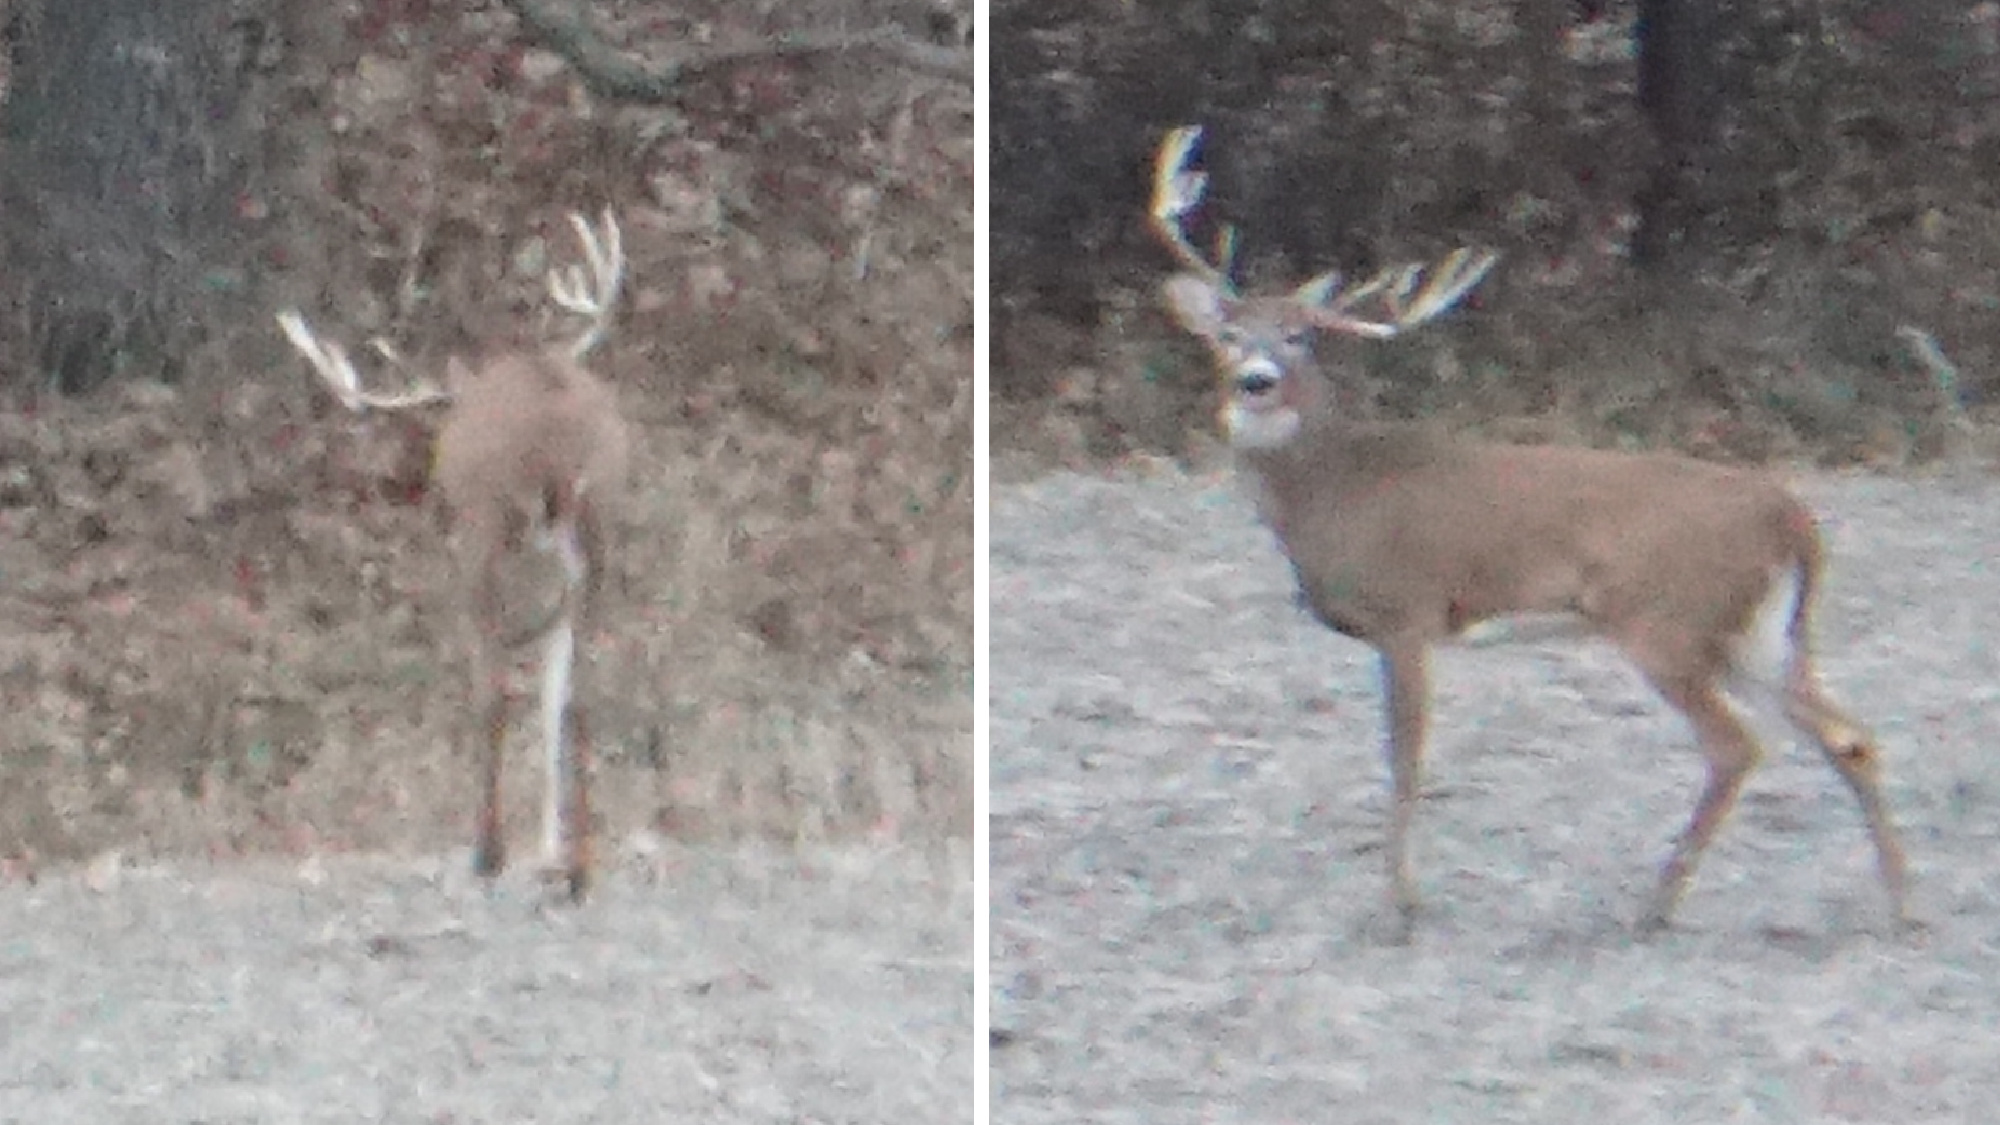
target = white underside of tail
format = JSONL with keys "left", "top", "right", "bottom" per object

{"left": 1730, "top": 564, "right": 1800, "bottom": 694}
{"left": 537, "top": 521, "right": 587, "bottom": 866}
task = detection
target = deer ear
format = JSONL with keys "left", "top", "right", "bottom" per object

{"left": 1162, "top": 273, "right": 1228, "bottom": 337}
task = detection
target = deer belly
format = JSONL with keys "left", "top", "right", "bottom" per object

{"left": 1290, "top": 565, "right": 1396, "bottom": 640}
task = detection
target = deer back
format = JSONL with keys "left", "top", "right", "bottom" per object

{"left": 431, "top": 348, "right": 630, "bottom": 536}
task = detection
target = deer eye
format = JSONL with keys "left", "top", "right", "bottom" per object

{"left": 1216, "top": 325, "right": 1247, "bottom": 348}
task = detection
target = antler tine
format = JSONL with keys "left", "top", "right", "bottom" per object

{"left": 547, "top": 208, "right": 625, "bottom": 360}
{"left": 1309, "top": 248, "right": 1500, "bottom": 340}
{"left": 1150, "top": 125, "right": 1237, "bottom": 293}
{"left": 274, "top": 309, "right": 450, "bottom": 413}
{"left": 276, "top": 310, "right": 367, "bottom": 411}
{"left": 1398, "top": 248, "right": 1500, "bottom": 327}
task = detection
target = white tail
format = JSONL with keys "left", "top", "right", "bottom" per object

{"left": 275, "top": 210, "right": 632, "bottom": 901}
{"left": 1151, "top": 127, "right": 1909, "bottom": 940}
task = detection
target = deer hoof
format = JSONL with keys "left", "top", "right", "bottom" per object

{"left": 473, "top": 842, "right": 507, "bottom": 878}
{"left": 531, "top": 861, "right": 591, "bottom": 903}
{"left": 1370, "top": 901, "right": 1418, "bottom": 946}
{"left": 1634, "top": 909, "right": 1675, "bottom": 939}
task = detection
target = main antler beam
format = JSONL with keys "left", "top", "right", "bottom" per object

{"left": 1149, "top": 125, "right": 1238, "bottom": 293}
{"left": 275, "top": 310, "right": 451, "bottom": 413}
{"left": 1149, "top": 124, "right": 1499, "bottom": 338}
{"left": 547, "top": 209, "right": 624, "bottom": 361}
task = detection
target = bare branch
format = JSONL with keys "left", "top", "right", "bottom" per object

{"left": 496, "top": 0, "right": 969, "bottom": 101}
{"left": 1896, "top": 325, "right": 1966, "bottom": 412}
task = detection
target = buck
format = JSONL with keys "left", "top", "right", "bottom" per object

{"left": 276, "top": 210, "right": 631, "bottom": 901}
{"left": 1149, "top": 126, "right": 1909, "bottom": 939}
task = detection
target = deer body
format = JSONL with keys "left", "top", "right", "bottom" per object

{"left": 1249, "top": 418, "right": 1805, "bottom": 646}
{"left": 435, "top": 349, "right": 628, "bottom": 619}
{"left": 1150, "top": 127, "right": 1908, "bottom": 939}
{"left": 278, "top": 211, "right": 628, "bottom": 900}
{"left": 438, "top": 349, "right": 629, "bottom": 890}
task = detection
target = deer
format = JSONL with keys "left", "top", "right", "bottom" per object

{"left": 1148, "top": 125, "right": 1910, "bottom": 941}
{"left": 275, "top": 210, "right": 631, "bottom": 902}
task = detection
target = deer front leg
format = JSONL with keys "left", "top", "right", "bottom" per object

{"left": 1378, "top": 642, "right": 1430, "bottom": 942}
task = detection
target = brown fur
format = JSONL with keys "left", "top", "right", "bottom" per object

{"left": 434, "top": 351, "right": 628, "bottom": 614}
{"left": 435, "top": 348, "right": 629, "bottom": 898}
{"left": 1165, "top": 282, "right": 1910, "bottom": 940}
{"left": 278, "top": 211, "right": 628, "bottom": 902}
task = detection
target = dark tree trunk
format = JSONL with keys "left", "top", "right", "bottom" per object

{"left": 1624, "top": 0, "right": 1720, "bottom": 270}
{"left": 0, "top": 0, "right": 266, "bottom": 393}
{"left": 1632, "top": 0, "right": 1720, "bottom": 269}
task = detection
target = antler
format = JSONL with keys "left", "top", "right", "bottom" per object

{"left": 274, "top": 310, "right": 451, "bottom": 413}
{"left": 546, "top": 209, "right": 625, "bottom": 360}
{"left": 1150, "top": 125, "right": 1239, "bottom": 294}
{"left": 1152, "top": 123, "right": 1499, "bottom": 339}
{"left": 1305, "top": 247, "right": 1501, "bottom": 340}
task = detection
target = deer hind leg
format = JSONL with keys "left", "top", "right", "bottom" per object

{"left": 465, "top": 521, "right": 512, "bottom": 879}
{"left": 1623, "top": 630, "right": 1765, "bottom": 933}
{"left": 473, "top": 660, "right": 511, "bottom": 878}
{"left": 1781, "top": 663, "right": 1910, "bottom": 925}
{"left": 537, "top": 514, "right": 592, "bottom": 900}
{"left": 1377, "top": 642, "right": 1430, "bottom": 942}
{"left": 1731, "top": 565, "right": 1910, "bottom": 924}
{"left": 566, "top": 502, "right": 609, "bottom": 901}
{"left": 567, "top": 695, "right": 595, "bottom": 902}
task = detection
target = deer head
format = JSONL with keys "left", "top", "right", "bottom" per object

{"left": 1149, "top": 125, "right": 1498, "bottom": 451}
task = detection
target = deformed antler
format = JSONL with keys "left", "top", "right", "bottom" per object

{"left": 546, "top": 209, "right": 624, "bottom": 360}
{"left": 274, "top": 310, "right": 451, "bottom": 413}
{"left": 1149, "top": 124, "right": 1499, "bottom": 339}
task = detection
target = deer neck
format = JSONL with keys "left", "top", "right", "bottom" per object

{"left": 1229, "top": 379, "right": 1456, "bottom": 539}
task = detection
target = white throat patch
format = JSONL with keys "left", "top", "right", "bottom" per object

{"left": 1224, "top": 402, "right": 1302, "bottom": 450}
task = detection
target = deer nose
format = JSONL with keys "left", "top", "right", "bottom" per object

{"left": 1234, "top": 362, "right": 1281, "bottom": 397}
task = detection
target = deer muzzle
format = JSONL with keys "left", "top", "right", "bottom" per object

{"left": 1232, "top": 358, "right": 1284, "bottom": 408}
